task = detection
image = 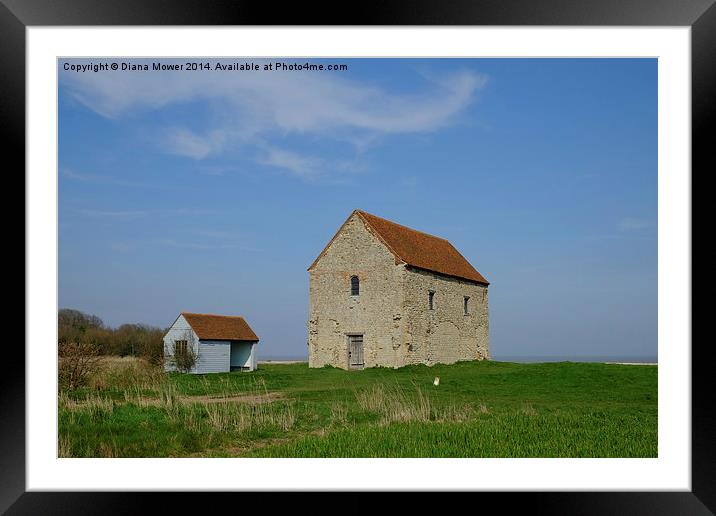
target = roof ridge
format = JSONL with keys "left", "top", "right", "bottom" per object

{"left": 182, "top": 312, "right": 246, "bottom": 319}
{"left": 178, "top": 312, "right": 259, "bottom": 341}
{"left": 356, "top": 210, "right": 450, "bottom": 242}
{"left": 308, "top": 209, "right": 489, "bottom": 285}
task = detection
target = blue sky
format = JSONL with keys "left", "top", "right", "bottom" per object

{"left": 58, "top": 58, "right": 657, "bottom": 359}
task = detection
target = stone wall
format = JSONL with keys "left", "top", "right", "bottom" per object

{"left": 400, "top": 267, "right": 489, "bottom": 366}
{"left": 308, "top": 213, "right": 405, "bottom": 368}
{"left": 308, "top": 213, "right": 490, "bottom": 369}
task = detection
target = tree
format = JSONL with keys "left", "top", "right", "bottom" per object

{"left": 58, "top": 308, "right": 167, "bottom": 359}
{"left": 58, "top": 339, "right": 102, "bottom": 390}
{"left": 58, "top": 309, "right": 106, "bottom": 389}
{"left": 139, "top": 327, "right": 166, "bottom": 366}
{"left": 170, "top": 330, "right": 198, "bottom": 373}
{"left": 58, "top": 308, "right": 104, "bottom": 333}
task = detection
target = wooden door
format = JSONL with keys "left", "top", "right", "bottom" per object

{"left": 348, "top": 335, "right": 364, "bottom": 370}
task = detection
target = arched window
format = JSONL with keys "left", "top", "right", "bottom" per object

{"left": 350, "top": 276, "right": 360, "bottom": 296}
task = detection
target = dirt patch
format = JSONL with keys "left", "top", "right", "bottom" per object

{"left": 186, "top": 437, "right": 294, "bottom": 457}
{"left": 186, "top": 428, "right": 327, "bottom": 457}
{"left": 63, "top": 391, "right": 284, "bottom": 409}
{"left": 178, "top": 392, "right": 284, "bottom": 405}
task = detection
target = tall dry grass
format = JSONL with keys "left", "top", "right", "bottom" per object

{"left": 154, "top": 377, "right": 295, "bottom": 433}
{"left": 355, "top": 383, "right": 475, "bottom": 425}
{"left": 202, "top": 400, "right": 296, "bottom": 432}
{"left": 62, "top": 356, "right": 302, "bottom": 456}
{"left": 58, "top": 435, "right": 73, "bottom": 458}
{"left": 59, "top": 391, "right": 115, "bottom": 420}
{"left": 198, "top": 379, "right": 295, "bottom": 432}
{"left": 91, "top": 356, "right": 166, "bottom": 393}
{"left": 330, "top": 402, "right": 349, "bottom": 427}
{"left": 520, "top": 402, "right": 538, "bottom": 416}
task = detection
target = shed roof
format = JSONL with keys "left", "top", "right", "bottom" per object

{"left": 181, "top": 312, "right": 259, "bottom": 342}
{"left": 309, "top": 210, "right": 489, "bottom": 285}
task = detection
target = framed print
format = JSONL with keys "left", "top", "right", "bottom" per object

{"left": 5, "top": 0, "right": 709, "bottom": 513}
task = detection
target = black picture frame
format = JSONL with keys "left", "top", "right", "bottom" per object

{"left": 5, "top": 1, "right": 708, "bottom": 513}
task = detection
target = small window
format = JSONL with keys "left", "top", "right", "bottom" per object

{"left": 428, "top": 291, "right": 435, "bottom": 310}
{"left": 175, "top": 340, "right": 188, "bottom": 355}
{"left": 464, "top": 296, "right": 470, "bottom": 315}
{"left": 350, "top": 275, "right": 360, "bottom": 296}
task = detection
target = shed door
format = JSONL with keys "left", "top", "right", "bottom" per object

{"left": 348, "top": 335, "right": 364, "bottom": 370}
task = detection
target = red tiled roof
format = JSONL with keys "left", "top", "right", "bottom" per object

{"left": 181, "top": 312, "right": 259, "bottom": 341}
{"left": 309, "top": 210, "right": 489, "bottom": 285}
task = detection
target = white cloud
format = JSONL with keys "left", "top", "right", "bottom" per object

{"left": 60, "top": 59, "right": 487, "bottom": 179}
{"left": 258, "top": 148, "right": 324, "bottom": 180}
{"left": 163, "top": 128, "right": 213, "bottom": 159}
{"left": 257, "top": 147, "right": 365, "bottom": 183}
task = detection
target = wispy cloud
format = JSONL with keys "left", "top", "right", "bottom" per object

{"left": 161, "top": 220, "right": 262, "bottom": 251}
{"left": 76, "top": 208, "right": 219, "bottom": 219}
{"left": 190, "top": 229, "right": 237, "bottom": 240}
{"left": 155, "top": 238, "right": 215, "bottom": 250}
{"left": 618, "top": 218, "right": 653, "bottom": 232}
{"left": 399, "top": 175, "right": 419, "bottom": 188}
{"left": 258, "top": 147, "right": 319, "bottom": 178}
{"left": 257, "top": 147, "right": 363, "bottom": 182}
{"left": 107, "top": 232, "right": 258, "bottom": 252}
{"left": 155, "top": 238, "right": 256, "bottom": 251}
{"left": 60, "top": 59, "right": 487, "bottom": 181}
{"left": 78, "top": 209, "right": 148, "bottom": 220}
{"left": 61, "top": 168, "right": 165, "bottom": 189}
{"left": 163, "top": 128, "right": 228, "bottom": 160}
{"left": 109, "top": 241, "right": 136, "bottom": 252}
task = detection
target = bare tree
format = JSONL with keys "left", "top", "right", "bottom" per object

{"left": 58, "top": 339, "right": 102, "bottom": 390}
{"left": 170, "top": 329, "right": 199, "bottom": 373}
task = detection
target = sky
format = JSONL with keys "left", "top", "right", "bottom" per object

{"left": 58, "top": 58, "right": 657, "bottom": 360}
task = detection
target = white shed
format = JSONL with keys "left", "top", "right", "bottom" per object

{"left": 164, "top": 312, "right": 259, "bottom": 374}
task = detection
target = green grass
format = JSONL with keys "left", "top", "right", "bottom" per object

{"left": 58, "top": 358, "right": 657, "bottom": 458}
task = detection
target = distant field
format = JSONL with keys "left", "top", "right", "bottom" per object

{"left": 58, "top": 357, "right": 657, "bottom": 458}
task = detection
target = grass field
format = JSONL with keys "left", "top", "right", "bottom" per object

{"left": 58, "top": 357, "right": 657, "bottom": 458}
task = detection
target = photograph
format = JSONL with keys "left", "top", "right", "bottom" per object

{"left": 57, "top": 56, "right": 658, "bottom": 459}
{"left": 0, "top": 0, "right": 708, "bottom": 505}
